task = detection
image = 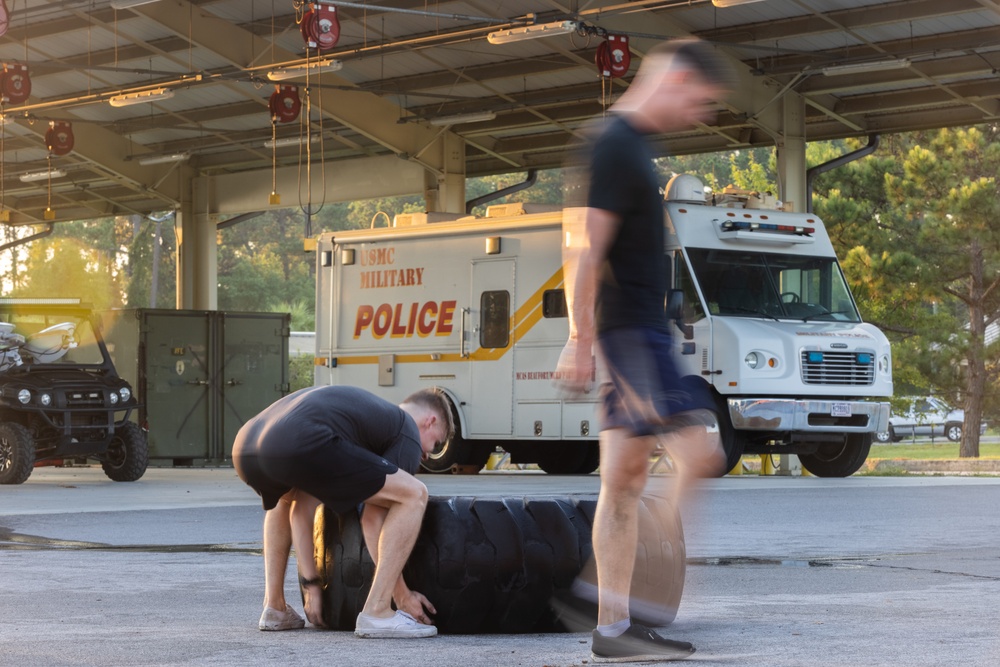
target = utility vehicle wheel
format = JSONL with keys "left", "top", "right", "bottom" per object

{"left": 799, "top": 433, "right": 872, "bottom": 478}
{"left": 419, "top": 403, "right": 491, "bottom": 474}
{"left": 314, "top": 494, "right": 685, "bottom": 633}
{"left": 715, "top": 395, "right": 745, "bottom": 476}
{"left": 536, "top": 443, "right": 600, "bottom": 475}
{"left": 101, "top": 421, "right": 148, "bottom": 482}
{"left": 0, "top": 422, "right": 34, "bottom": 485}
{"left": 946, "top": 422, "right": 963, "bottom": 442}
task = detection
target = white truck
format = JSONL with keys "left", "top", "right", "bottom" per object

{"left": 313, "top": 175, "right": 892, "bottom": 477}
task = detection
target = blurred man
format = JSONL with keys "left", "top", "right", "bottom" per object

{"left": 232, "top": 385, "right": 453, "bottom": 638}
{"left": 556, "top": 39, "right": 733, "bottom": 662}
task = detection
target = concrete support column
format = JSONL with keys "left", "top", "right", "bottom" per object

{"left": 175, "top": 170, "right": 218, "bottom": 310}
{"left": 776, "top": 91, "right": 807, "bottom": 213}
{"left": 424, "top": 132, "right": 466, "bottom": 213}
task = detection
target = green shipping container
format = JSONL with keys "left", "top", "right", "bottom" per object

{"left": 100, "top": 309, "right": 290, "bottom": 466}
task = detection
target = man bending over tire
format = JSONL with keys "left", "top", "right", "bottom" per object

{"left": 232, "top": 385, "right": 453, "bottom": 638}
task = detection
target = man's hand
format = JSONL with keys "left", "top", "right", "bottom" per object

{"left": 302, "top": 583, "right": 327, "bottom": 628}
{"left": 394, "top": 589, "right": 436, "bottom": 625}
{"left": 554, "top": 336, "right": 594, "bottom": 395}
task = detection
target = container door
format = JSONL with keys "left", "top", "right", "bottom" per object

{"left": 142, "top": 311, "right": 213, "bottom": 461}
{"left": 467, "top": 258, "right": 515, "bottom": 435}
{"left": 219, "top": 313, "right": 290, "bottom": 460}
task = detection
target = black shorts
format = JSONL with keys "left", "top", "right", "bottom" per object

{"left": 232, "top": 427, "right": 399, "bottom": 514}
{"left": 596, "top": 326, "right": 716, "bottom": 437}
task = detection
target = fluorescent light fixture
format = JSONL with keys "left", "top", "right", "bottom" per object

{"left": 429, "top": 111, "right": 496, "bottom": 127}
{"left": 267, "top": 59, "right": 343, "bottom": 81}
{"left": 822, "top": 58, "right": 911, "bottom": 76}
{"left": 265, "top": 135, "right": 321, "bottom": 149}
{"left": 110, "top": 0, "right": 161, "bottom": 9}
{"left": 19, "top": 169, "right": 65, "bottom": 183}
{"left": 109, "top": 88, "right": 175, "bottom": 107}
{"left": 487, "top": 21, "right": 578, "bottom": 45}
{"left": 137, "top": 152, "right": 189, "bottom": 166}
{"left": 712, "top": 0, "right": 766, "bottom": 6}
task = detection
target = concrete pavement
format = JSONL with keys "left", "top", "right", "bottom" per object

{"left": 2, "top": 467, "right": 999, "bottom": 666}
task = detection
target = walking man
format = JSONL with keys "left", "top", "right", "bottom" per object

{"left": 232, "top": 385, "right": 453, "bottom": 638}
{"left": 556, "top": 39, "right": 734, "bottom": 662}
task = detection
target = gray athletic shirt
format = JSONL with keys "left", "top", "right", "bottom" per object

{"left": 245, "top": 385, "right": 421, "bottom": 474}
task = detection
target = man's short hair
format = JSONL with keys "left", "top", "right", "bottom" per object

{"left": 645, "top": 38, "right": 735, "bottom": 89}
{"left": 403, "top": 387, "right": 455, "bottom": 440}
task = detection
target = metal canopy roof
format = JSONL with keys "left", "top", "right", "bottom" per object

{"left": 1, "top": 0, "right": 998, "bottom": 224}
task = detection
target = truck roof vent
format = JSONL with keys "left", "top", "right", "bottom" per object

{"left": 664, "top": 174, "right": 707, "bottom": 204}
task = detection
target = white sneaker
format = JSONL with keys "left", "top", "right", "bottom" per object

{"left": 259, "top": 605, "right": 305, "bottom": 631}
{"left": 354, "top": 610, "right": 437, "bottom": 638}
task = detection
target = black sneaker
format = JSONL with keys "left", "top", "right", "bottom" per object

{"left": 591, "top": 623, "right": 695, "bottom": 663}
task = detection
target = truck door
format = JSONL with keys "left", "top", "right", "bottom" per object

{"left": 672, "top": 250, "right": 714, "bottom": 383}
{"left": 467, "top": 258, "right": 515, "bottom": 435}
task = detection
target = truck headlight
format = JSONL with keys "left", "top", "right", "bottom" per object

{"left": 17, "top": 389, "right": 30, "bottom": 404}
{"left": 878, "top": 354, "right": 890, "bottom": 374}
{"left": 39, "top": 393, "right": 52, "bottom": 406}
{"left": 119, "top": 387, "right": 131, "bottom": 402}
{"left": 109, "top": 392, "right": 119, "bottom": 405}
{"left": 745, "top": 352, "right": 760, "bottom": 369}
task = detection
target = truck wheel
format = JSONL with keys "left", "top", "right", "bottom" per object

{"left": 536, "top": 443, "right": 600, "bottom": 475}
{"left": 799, "top": 433, "right": 872, "bottom": 477}
{"left": 946, "top": 422, "right": 962, "bottom": 442}
{"left": 101, "top": 422, "right": 149, "bottom": 482}
{"left": 0, "top": 422, "right": 34, "bottom": 485}
{"left": 314, "top": 494, "right": 685, "bottom": 633}
{"left": 715, "top": 395, "right": 745, "bottom": 476}
{"left": 419, "top": 434, "right": 492, "bottom": 474}
{"left": 874, "top": 429, "right": 892, "bottom": 443}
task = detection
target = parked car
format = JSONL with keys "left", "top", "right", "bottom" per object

{"left": 874, "top": 396, "right": 987, "bottom": 443}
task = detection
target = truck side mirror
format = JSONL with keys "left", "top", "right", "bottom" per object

{"left": 667, "top": 289, "right": 694, "bottom": 341}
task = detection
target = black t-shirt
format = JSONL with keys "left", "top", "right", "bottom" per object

{"left": 585, "top": 114, "right": 668, "bottom": 333}
{"left": 243, "top": 385, "right": 421, "bottom": 474}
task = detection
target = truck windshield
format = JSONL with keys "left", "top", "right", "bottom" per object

{"left": 684, "top": 247, "right": 861, "bottom": 323}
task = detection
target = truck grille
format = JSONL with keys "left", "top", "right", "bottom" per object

{"left": 800, "top": 350, "right": 875, "bottom": 386}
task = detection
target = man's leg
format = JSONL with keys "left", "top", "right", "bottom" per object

{"left": 258, "top": 494, "right": 306, "bottom": 631}
{"left": 262, "top": 497, "right": 292, "bottom": 612}
{"left": 592, "top": 427, "right": 652, "bottom": 626}
{"left": 358, "top": 470, "right": 429, "bottom": 618}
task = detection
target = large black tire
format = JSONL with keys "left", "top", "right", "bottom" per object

{"left": 101, "top": 421, "right": 149, "bottom": 482}
{"left": 715, "top": 395, "right": 746, "bottom": 476}
{"left": 0, "top": 422, "right": 34, "bottom": 485}
{"left": 799, "top": 433, "right": 872, "bottom": 477}
{"left": 536, "top": 443, "right": 600, "bottom": 475}
{"left": 314, "top": 493, "right": 685, "bottom": 633}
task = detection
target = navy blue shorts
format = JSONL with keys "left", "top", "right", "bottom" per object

{"left": 596, "top": 326, "right": 715, "bottom": 436}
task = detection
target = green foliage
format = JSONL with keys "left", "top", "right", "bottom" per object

{"left": 288, "top": 353, "right": 315, "bottom": 392}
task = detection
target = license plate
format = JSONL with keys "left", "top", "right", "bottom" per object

{"left": 831, "top": 403, "right": 852, "bottom": 417}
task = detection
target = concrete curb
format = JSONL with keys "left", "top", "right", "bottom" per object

{"left": 864, "top": 458, "right": 1000, "bottom": 475}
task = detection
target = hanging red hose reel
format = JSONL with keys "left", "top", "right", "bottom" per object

{"left": 1, "top": 63, "right": 31, "bottom": 104}
{"left": 300, "top": 3, "right": 340, "bottom": 52}
{"left": 595, "top": 35, "right": 631, "bottom": 79}
{"left": 45, "top": 121, "right": 74, "bottom": 156}
{"left": 269, "top": 85, "right": 301, "bottom": 123}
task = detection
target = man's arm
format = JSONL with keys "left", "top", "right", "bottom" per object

{"left": 288, "top": 490, "right": 327, "bottom": 627}
{"left": 360, "top": 502, "right": 436, "bottom": 623}
{"left": 557, "top": 206, "right": 622, "bottom": 393}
